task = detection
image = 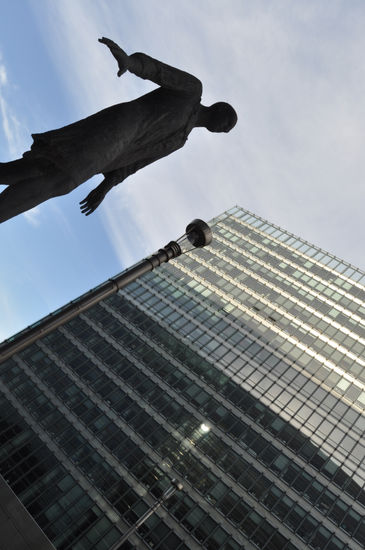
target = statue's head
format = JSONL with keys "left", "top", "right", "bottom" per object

{"left": 206, "top": 102, "right": 237, "bottom": 133}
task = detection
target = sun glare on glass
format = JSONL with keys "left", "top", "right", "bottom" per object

{"left": 200, "top": 423, "right": 210, "bottom": 433}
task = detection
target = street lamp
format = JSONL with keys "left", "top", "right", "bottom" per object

{"left": 0, "top": 219, "right": 212, "bottom": 363}
{"left": 109, "top": 479, "right": 184, "bottom": 550}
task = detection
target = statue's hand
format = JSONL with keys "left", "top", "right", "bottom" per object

{"left": 79, "top": 186, "right": 106, "bottom": 216}
{"left": 99, "top": 37, "right": 129, "bottom": 77}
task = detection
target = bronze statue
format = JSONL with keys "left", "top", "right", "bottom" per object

{"left": 0, "top": 38, "right": 237, "bottom": 223}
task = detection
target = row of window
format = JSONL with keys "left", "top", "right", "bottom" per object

{"left": 104, "top": 291, "right": 365, "bottom": 501}
{"left": 63, "top": 314, "right": 364, "bottom": 549}
{"left": 212, "top": 236, "right": 365, "bottom": 347}
{"left": 227, "top": 208, "right": 365, "bottom": 285}
{"left": 162, "top": 259, "right": 365, "bottom": 408}
{"left": 217, "top": 221, "right": 365, "bottom": 314}
{"left": 135, "top": 288, "right": 364, "bottom": 464}
{"left": 182, "top": 244, "right": 365, "bottom": 381}
{"left": 8, "top": 349, "right": 246, "bottom": 550}
{"left": 1, "top": 361, "right": 194, "bottom": 550}
{"left": 3, "top": 294, "right": 364, "bottom": 550}
{"left": 229, "top": 209, "right": 365, "bottom": 285}
{"left": 225, "top": 214, "right": 365, "bottom": 299}
{"left": 0, "top": 394, "right": 120, "bottom": 550}
{"left": 40, "top": 309, "right": 364, "bottom": 546}
{"left": 135, "top": 270, "right": 365, "bottom": 417}
{"left": 121, "top": 282, "right": 365, "bottom": 447}
{"left": 9, "top": 306, "right": 363, "bottom": 550}
{"left": 18, "top": 335, "right": 346, "bottom": 550}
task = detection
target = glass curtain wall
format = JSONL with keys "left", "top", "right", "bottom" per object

{"left": 1, "top": 206, "right": 364, "bottom": 550}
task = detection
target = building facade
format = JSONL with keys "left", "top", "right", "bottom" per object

{"left": 0, "top": 206, "right": 364, "bottom": 550}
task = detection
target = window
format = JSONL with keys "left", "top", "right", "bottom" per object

{"left": 241, "top": 510, "right": 261, "bottom": 537}
{"left": 251, "top": 520, "right": 275, "bottom": 548}
{"left": 273, "top": 496, "right": 292, "bottom": 521}
{"left": 207, "top": 481, "right": 228, "bottom": 504}
{"left": 296, "top": 516, "right": 317, "bottom": 543}
{"left": 204, "top": 526, "right": 228, "bottom": 550}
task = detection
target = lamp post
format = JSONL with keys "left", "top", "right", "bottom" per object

{"left": 109, "top": 479, "right": 183, "bottom": 550}
{"left": 0, "top": 219, "right": 212, "bottom": 364}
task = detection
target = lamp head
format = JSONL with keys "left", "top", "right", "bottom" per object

{"left": 161, "top": 219, "right": 212, "bottom": 260}
{"left": 185, "top": 219, "right": 213, "bottom": 248}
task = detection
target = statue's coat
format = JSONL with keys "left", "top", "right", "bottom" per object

{"left": 26, "top": 53, "right": 202, "bottom": 189}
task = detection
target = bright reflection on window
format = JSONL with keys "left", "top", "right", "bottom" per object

{"left": 200, "top": 423, "right": 210, "bottom": 433}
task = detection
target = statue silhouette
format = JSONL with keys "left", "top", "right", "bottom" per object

{"left": 0, "top": 38, "right": 237, "bottom": 223}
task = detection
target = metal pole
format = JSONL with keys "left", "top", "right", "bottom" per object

{"left": 0, "top": 243, "right": 180, "bottom": 364}
{"left": 0, "top": 219, "right": 212, "bottom": 364}
{"left": 109, "top": 480, "right": 183, "bottom": 550}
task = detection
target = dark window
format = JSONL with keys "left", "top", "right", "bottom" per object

{"left": 310, "top": 526, "right": 331, "bottom": 550}
{"left": 273, "top": 496, "right": 292, "bottom": 521}
{"left": 227, "top": 500, "right": 250, "bottom": 526}
{"left": 204, "top": 526, "right": 228, "bottom": 550}
{"left": 251, "top": 519, "right": 275, "bottom": 548}
{"left": 296, "top": 516, "right": 317, "bottom": 543}
{"left": 240, "top": 510, "right": 261, "bottom": 537}
{"left": 194, "top": 516, "right": 217, "bottom": 543}
{"left": 354, "top": 518, "right": 365, "bottom": 545}
{"left": 265, "top": 530, "right": 288, "bottom": 550}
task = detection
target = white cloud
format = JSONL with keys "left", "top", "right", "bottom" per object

{"left": 0, "top": 86, "right": 22, "bottom": 158}
{"left": 0, "top": 56, "right": 41, "bottom": 227}
{"left": 23, "top": 206, "right": 42, "bottom": 226}
{"left": 0, "top": 57, "right": 28, "bottom": 158}
{"left": 29, "top": 0, "right": 365, "bottom": 270}
{"left": 0, "top": 64, "right": 7, "bottom": 86}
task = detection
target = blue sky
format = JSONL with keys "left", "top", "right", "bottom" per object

{"left": 1, "top": 0, "right": 365, "bottom": 341}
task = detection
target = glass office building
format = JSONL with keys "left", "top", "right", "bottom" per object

{"left": 0, "top": 206, "right": 364, "bottom": 550}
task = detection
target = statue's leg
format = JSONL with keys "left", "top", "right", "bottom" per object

{"left": 0, "top": 157, "right": 51, "bottom": 186}
{"left": 0, "top": 168, "right": 76, "bottom": 223}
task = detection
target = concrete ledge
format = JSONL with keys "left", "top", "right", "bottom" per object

{"left": 0, "top": 475, "right": 56, "bottom": 550}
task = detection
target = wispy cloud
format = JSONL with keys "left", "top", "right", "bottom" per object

{"left": 0, "top": 60, "right": 24, "bottom": 158}
{"left": 29, "top": 0, "right": 365, "bottom": 269}
{"left": 0, "top": 52, "right": 42, "bottom": 227}
{"left": 0, "top": 63, "right": 7, "bottom": 86}
{"left": 23, "top": 206, "right": 42, "bottom": 227}
{"left": 0, "top": 292, "right": 18, "bottom": 342}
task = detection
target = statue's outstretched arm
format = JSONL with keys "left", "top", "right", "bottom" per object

{"left": 128, "top": 52, "right": 202, "bottom": 95}
{"left": 99, "top": 37, "right": 202, "bottom": 95}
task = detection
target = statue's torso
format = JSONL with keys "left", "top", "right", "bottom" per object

{"left": 29, "top": 86, "right": 201, "bottom": 185}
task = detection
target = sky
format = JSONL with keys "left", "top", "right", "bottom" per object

{"left": 0, "top": 0, "right": 365, "bottom": 342}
